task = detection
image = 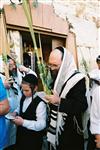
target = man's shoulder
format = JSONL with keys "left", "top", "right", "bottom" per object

{"left": 89, "top": 69, "right": 100, "bottom": 77}
{"left": 36, "top": 91, "right": 48, "bottom": 103}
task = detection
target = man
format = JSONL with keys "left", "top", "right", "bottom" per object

{"left": 6, "top": 57, "right": 37, "bottom": 112}
{"left": 45, "top": 46, "right": 88, "bottom": 150}
{"left": 90, "top": 77, "right": 100, "bottom": 150}
{"left": 0, "top": 78, "right": 10, "bottom": 150}
{"left": 2, "top": 56, "right": 37, "bottom": 149}
{"left": 88, "top": 55, "right": 100, "bottom": 86}
{"left": 8, "top": 56, "right": 37, "bottom": 87}
{"left": 87, "top": 55, "right": 100, "bottom": 150}
{"left": 96, "top": 55, "right": 100, "bottom": 69}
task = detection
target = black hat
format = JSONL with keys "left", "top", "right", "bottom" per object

{"left": 7, "top": 55, "right": 12, "bottom": 60}
{"left": 22, "top": 74, "right": 38, "bottom": 86}
{"left": 7, "top": 55, "right": 16, "bottom": 63}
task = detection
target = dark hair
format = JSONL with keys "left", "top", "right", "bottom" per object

{"left": 55, "top": 46, "right": 64, "bottom": 60}
{"left": 22, "top": 74, "right": 38, "bottom": 91}
{"left": 22, "top": 74, "right": 38, "bottom": 101}
{"left": 96, "top": 55, "right": 100, "bottom": 63}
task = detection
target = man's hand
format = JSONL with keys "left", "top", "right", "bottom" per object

{"left": 45, "top": 91, "right": 60, "bottom": 105}
{"left": 3, "top": 77, "right": 14, "bottom": 89}
{"left": 95, "top": 134, "right": 100, "bottom": 148}
{"left": 18, "top": 65, "right": 29, "bottom": 73}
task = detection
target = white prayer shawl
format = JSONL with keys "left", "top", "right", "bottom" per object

{"left": 47, "top": 48, "right": 85, "bottom": 149}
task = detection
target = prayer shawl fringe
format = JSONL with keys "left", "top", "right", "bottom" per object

{"left": 47, "top": 48, "right": 85, "bottom": 149}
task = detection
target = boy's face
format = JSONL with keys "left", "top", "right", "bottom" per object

{"left": 97, "top": 62, "right": 100, "bottom": 69}
{"left": 21, "top": 84, "right": 32, "bottom": 97}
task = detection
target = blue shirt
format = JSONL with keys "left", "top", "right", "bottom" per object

{"left": 0, "top": 78, "right": 7, "bottom": 148}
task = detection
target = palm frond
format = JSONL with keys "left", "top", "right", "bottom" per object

{"left": 22, "top": 0, "right": 51, "bottom": 94}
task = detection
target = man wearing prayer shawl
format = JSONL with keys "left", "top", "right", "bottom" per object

{"left": 45, "top": 46, "right": 88, "bottom": 150}
{"left": 87, "top": 55, "right": 100, "bottom": 150}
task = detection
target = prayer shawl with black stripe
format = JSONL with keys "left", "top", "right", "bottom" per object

{"left": 47, "top": 48, "right": 85, "bottom": 149}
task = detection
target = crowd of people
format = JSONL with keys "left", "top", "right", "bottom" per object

{"left": 0, "top": 46, "right": 100, "bottom": 150}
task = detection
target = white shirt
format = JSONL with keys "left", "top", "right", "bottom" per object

{"left": 90, "top": 85, "right": 100, "bottom": 134}
{"left": 89, "top": 69, "right": 100, "bottom": 80}
{"left": 15, "top": 95, "right": 47, "bottom": 131}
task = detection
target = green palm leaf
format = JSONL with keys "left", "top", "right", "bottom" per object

{"left": 22, "top": 0, "right": 51, "bottom": 94}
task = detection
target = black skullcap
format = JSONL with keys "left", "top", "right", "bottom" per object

{"left": 22, "top": 74, "right": 38, "bottom": 86}
{"left": 7, "top": 55, "right": 15, "bottom": 60}
{"left": 96, "top": 55, "right": 100, "bottom": 63}
{"left": 7, "top": 55, "right": 16, "bottom": 64}
{"left": 7, "top": 55, "right": 12, "bottom": 60}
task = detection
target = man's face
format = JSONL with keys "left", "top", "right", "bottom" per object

{"left": 97, "top": 62, "right": 100, "bottom": 69}
{"left": 48, "top": 64, "right": 60, "bottom": 80}
{"left": 48, "top": 51, "right": 62, "bottom": 80}
{"left": 8, "top": 59, "right": 17, "bottom": 77}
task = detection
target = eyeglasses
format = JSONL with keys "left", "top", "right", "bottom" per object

{"left": 47, "top": 64, "right": 61, "bottom": 70}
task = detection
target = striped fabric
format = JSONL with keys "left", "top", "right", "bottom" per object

{"left": 47, "top": 48, "right": 85, "bottom": 149}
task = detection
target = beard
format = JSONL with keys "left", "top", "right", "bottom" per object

{"left": 50, "top": 69, "right": 59, "bottom": 83}
{"left": 9, "top": 68, "right": 17, "bottom": 77}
